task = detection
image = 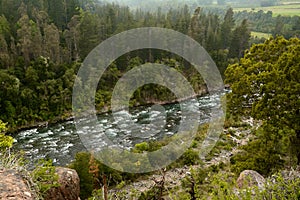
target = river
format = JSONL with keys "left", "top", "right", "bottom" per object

{"left": 13, "top": 92, "right": 224, "bottom": 167}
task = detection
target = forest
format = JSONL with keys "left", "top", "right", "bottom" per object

{"left": 0, "top": 0, "right": 300, "bottom": 199}
{"left": 1, "top": 0, "right": 299, "bottom": 130}
{"left": 0, "top": 0, "right": 250, "bottom": 129}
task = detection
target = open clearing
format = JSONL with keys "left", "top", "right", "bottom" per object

{"left": 251, "top": 31, "right": 272, "bottom": 39}
{"left": 233, "top": 4, "right": 300, "bottom": 17}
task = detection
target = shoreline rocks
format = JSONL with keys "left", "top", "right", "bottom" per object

{"left": 45, "top": 167, "right": 80, "bottom": 200}
{"left": 0, "top": 168, "right": 35, "bottom": 200}
{"left": 0, "top": 167, "right": 80, "bottom": 200}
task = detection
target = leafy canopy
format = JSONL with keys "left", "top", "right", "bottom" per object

{"left": 225, "top": 36, "right": 300, "bottom": 164}
{"left": 225, "top": 36, "right": 300, "bottom": 131}
{"left": 0, "top": 120, "right": 13, "bottom": 149}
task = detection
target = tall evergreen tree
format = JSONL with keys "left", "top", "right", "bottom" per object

{"left": 220, "top": 8, "right": 234, "bottom": 49}
{"left": 229, "top": 19, "right": 250, "bottom": 58}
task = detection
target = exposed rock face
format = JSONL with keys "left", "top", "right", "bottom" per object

{"left": 45, "top": 167, "right": 80, "bottom": 200}
{"left": 236, "top": 170, "right": 265, "bottom": 190}
{"left": 0, "top": 168, "right": 35, "bottom": 200}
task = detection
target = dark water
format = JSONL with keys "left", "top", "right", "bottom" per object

{"left": 14, "top": 92, "right": 224, "bottom": 167}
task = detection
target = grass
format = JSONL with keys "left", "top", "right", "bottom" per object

{"left": 251, "top": 31, "right": 272, "bottom": 39}
{"left": 233, "top": 4, "right": 300, "bottom": 17}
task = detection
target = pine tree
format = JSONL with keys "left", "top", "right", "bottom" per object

{"left": 229, "top": 19, "right": 250, "bottom": 58}
{"left": 220, "top": 8, "right": 234, "bottom": 49}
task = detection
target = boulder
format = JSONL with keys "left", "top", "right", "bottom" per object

{"left": 0, "top": 168, "right": 35, "bottom": 200}
{"left": 45, "top": 167, "right": 80, "bottom": 200}
{"left": 236, "top": 170, "right": 265, "bottom": 190}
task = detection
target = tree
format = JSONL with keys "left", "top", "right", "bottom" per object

{"left": 47, "top": 0, "right": 66, "bottom": 29}
{"left": 0, "top": 70, "right": 19, "bottom": 124}
{"left": 188, "top": 7, "right": 206, "bottom": 45}
{"left": 229, "top": 19, "right": 250, "bottom": 58}
{"left": 273, "top": 16, "right": 284, "bottom": 37}
{"left": 16, "top": 13, "right": 43, "bottom": 64}
{"left": 43, "top": 23, "right": 61, "bottom": 63}
{"left": 78, "top": 10, "right": 101, "bottom": 59}
{"left": 64, "top": 15, "right": 81, "bottom": 62}
{"left": 0, "top": 33, "right": 10, "bottom": 68}
{"left": 225, "top": 36, "right": 300, "bottom": 164}
{"left": 220, "top": 8, "right": 235, "bottom": 49}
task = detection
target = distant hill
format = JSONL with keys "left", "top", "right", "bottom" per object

{"left": 101, "top": 0, "right": 282, "bottom": 11}
{"left": 102, "top": 0, "right": 200, "bottom": 11}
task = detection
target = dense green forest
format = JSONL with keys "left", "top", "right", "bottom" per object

{"left": 0, "top": 1, "right": 298, "bottom": 132}
{"left": 0, "top": 0, "right": 300, "bottom": 199}
{"left": 0, "top": 0, "right": 250, "bottom": 130}
{"left": 0, "top": 0, "right": 299, "bottom": 130}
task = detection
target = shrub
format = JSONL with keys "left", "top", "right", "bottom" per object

{"left": 206, "top": 170, "right": 300, "bottom": 200}
{"left": 0, "top": 120, "right": 13, "bottom": 149}
{"left": 180, "top": 149, "right": 201, "bottom": 166}
{"left": 69, "top": 152, "right": 94, "bottom": 199}
{"left": 69, "top": 151, "right": 141, "bottom": 199}
{"left": 230, "top": 139, "right": 284, "bottom": 176}
{"left": 31, "top": 159, "right": 59, "bottom": 198}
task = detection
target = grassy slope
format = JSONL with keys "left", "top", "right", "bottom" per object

{"left": 233, "top": 3, "right": 300, "bottom": 17}
{"left": 251, "top": 31, "right": 272, "bottom": 39}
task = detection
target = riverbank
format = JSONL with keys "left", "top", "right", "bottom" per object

{"left": 9, "top": 87, "right": 209, "bottom": 136}
{"left": 89, "top": 118, "right": 256, "bottom": 198}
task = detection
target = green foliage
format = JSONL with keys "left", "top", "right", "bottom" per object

{"left": 0, "top": 134, "right": 13, "bottom": 149}
{"left": 69, "top": 151, "right": 141, "bottom": 199}
{"left": 0, "top": 120, "right": 13, "bottom": 149}
{"left": 225, "top": 36, "right": 300, "bottom": 166}
{"left": 225, "top": 36, "right": 300, "bottom": 125}
{"left": 180, "top": 149, "right": 201, "bottom": 166}
{"left": 68, "top": 152, "right": 94, "bottom": 199}
{"left": 0, "top": 149, "right": 26, "bottom": 170}
{"left": 0, "top": 1, "right": 262, "bottom": 130}
{"left": 208, "top": 172, "right": 238, "bottom": 199}
{"left": 133, "top": 142, "right": 149, "bottom": 153}
{"left": 31, "top": 159, "right": 59, "bottom": 197}
{"left": 258, "top": 172, "right": 300, "bottom": 200}
{"left": 202, "top": 170, "right": 300, "bottom": 200}
{"left": 230, "top": 124, "right": 286, "bottom": 176}
{"left": 180, "top": 168, "right": 208, "bottom": 199}
{"left": 138, "top": 185, "right": 163, "bottom": 200}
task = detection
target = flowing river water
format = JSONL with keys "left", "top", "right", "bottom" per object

{"left": 13, "top": 92, "right": 224, "bottom": 167}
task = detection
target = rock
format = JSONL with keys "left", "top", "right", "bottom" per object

{"left": 0, "top": 168, "right": 35, "bottom": 200}
{"left": 236, "top": 170, "right": 265, "bottom": 190}
{"left": 45, "top": 167, "right": 80, "bottom": 200}
{"left": 270, "top": 166, "right": 300, "bottom": 184}
{"left": 281, "top": 167, "right": 300, "bottom": 181}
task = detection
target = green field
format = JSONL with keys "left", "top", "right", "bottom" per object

{"left": 251, "top": 31, "right": 272, "bottom": 39}
{"left": 234, "top": 3, "right": 300, "bottom": 17}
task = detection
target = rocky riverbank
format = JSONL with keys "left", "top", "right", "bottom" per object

{"left": 106, "top": 118, "right": 256, "bottom": 198}
{"left": 0, "top": 167, "right": 80, "bottom": 200}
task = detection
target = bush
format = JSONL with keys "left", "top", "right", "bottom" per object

{"left": 31, "top": 159, "right": 59, "bottom": 198}
{"left": 230, "top": 125, "right": 285, "bottom": 176}
{"left": 69, "top": 151, "right": 142, "bottom": 199}
{"left": 230, "top": 139, "right": 284, "bottom": 176}
{"left": 180, "top": 149, "right": 201, "bottom": 166}
{"left": 0, "top": 120, "right": 13, "bottom": 149}
{"left": 69, "top": 152, "right": 94, "bottom": 199}
{"left": 206, "top": 170, "right": 300, "bottom": 200}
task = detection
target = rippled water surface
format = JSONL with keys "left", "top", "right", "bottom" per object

{"left": 14, "top": 93, "right": 223, "bottom": 166}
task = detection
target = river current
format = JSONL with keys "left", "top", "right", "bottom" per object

{"left": 14, "top": 92, "right": 224, "bottom": 167}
